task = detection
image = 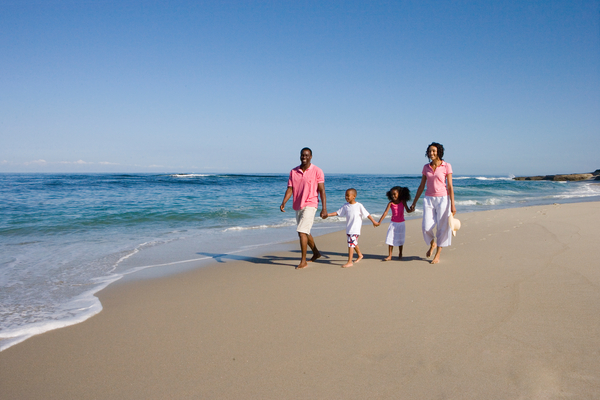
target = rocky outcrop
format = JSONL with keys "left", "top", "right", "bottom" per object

{"left": 514, "top": 172, "right": 597, "bottom": 181}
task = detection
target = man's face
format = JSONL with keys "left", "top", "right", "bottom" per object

{"left": 300, "top": 150, "right": 312, "bottom": 166}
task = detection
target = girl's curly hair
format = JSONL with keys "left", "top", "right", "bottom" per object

{"left": 386, "top": 186, "right": 411, "bottom": 202}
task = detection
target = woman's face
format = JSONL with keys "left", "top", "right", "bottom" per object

{"left": 428, "top": 146, "right": 439, "bottom": 161}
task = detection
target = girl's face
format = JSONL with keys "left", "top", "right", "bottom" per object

{"left": 428, "top": 146, "right": 439, "bottom": 161}
{"left": 390, "top": 190, "right": 399, "bottom": 202}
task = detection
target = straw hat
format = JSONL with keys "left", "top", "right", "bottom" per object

{"left": 448, "top": 213, "right": 461, "bottom": 236}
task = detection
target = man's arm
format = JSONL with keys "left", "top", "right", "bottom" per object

{"left": 280, "top": 187, "right": 293, "bottom": 212}
{"left": 318, "top": 182, "right": 327, "bottom": 219}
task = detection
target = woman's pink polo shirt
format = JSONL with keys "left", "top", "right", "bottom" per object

{"left": 422, "top": 161, "right": 452, "bottom": 197}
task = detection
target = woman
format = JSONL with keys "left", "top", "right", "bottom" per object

{"left": 411, "top": 142, "right": 456, "bottom": 264}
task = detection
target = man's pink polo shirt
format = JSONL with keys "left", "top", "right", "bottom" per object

{"left": 422, "top": 161, "right": 453, "bottom": 197}
{"left": 287, "top": 164, "right": 325, "bottom": 210}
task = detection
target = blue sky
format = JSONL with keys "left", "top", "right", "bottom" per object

{"left": 1, "top": 0, "right": 599, "bottom": 175}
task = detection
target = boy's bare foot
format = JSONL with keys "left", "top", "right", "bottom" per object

{"left": 342, "top": 261, "right": 353, "bottom": 268}
{"left": 430, "top": 257, "right": 440, "bottom": 264}
{"left": 296, "top": 261, "right": 308, "bottom": 269}
{"left": 309, "top": 252, "right": 322, "bottom": 262}
{"left": 355, "top": 254, "right": 363, "bottom": 263}
{"left": 383, "top": 256, "right": 392, "bottom": 261}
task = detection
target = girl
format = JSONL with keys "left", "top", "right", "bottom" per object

{"left": 378, "top": 186, "right": 412, "bottom": 260}
{"left": 411, "top": 142, "right": 456, "bottom": 264}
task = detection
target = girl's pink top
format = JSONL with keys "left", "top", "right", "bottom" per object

{"left": 391, "top": 202, "right": 405, "bottom": 223}
{"left": 422, "top": 161, "right": 452, "bottom": 197}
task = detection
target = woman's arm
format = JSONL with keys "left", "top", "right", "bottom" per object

{"left": 411, "top": 175, "right": 427, "bottom": 211}
{"left": 403, "top": 200, "right": 413, "bottom": 213}
{"left": 446, "top": 173, "right": 456, "bottom": 215}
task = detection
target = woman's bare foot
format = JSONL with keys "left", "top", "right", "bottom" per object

{"left": 355, "top": 254, "right": 363, "bottom": 263}
{"left": 430, "top": 247, "right": 441, "bottom": 264}
{"left": 426, "top": 241, "right": 436, "bottom": 258}
{"left": 342, "top": 261, "right": 353, "bottom": 268}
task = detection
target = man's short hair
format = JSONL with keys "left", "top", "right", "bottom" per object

{"left": 300, "top": 147, "right": 312, "bottom": 155}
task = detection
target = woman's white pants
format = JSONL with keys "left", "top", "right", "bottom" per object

{"left": 422, "top": 196, "right": 452, "bottom": 247}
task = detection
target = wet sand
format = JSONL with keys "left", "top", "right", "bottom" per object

{"left": 1, "top": 202, "right": 599, "bottom": 399}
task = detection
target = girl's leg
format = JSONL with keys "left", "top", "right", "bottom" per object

{"left": 384, "top": 245, "right": 393, "bottom": 261}
{"left": 343, "top": 247, "right": 354, "bottom": 268}
{"left": 398, "top": 245, "right": 403, "bottom": 260}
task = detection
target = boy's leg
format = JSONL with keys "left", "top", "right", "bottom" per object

{"left": 384, "top": 245, "right": 393, "bottom": 261}
{"left": 342, "top": 247, "right": 354, "bottom": 268}
{"left": 354, "top": 244, "right": 363, "bottom": 263}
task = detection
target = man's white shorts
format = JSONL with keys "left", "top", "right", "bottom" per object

{"left": 385, "top": 221, "right": 406, "bottom": 246}
{"left": 295, "top": 207, "right": 317, "bottom": 234}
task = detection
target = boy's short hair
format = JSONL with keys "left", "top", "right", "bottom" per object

{"left": 346, "top": 188, "right": 357, "bottom": 196}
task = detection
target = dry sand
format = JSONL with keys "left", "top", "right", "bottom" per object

{"left": 1, "top": 202, "right": 600, "bottom": 399}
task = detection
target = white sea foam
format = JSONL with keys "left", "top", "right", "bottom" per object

{"left": 170, "top": 173, "right": 211, "bottom": 178}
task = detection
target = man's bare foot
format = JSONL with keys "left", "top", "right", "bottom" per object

{"left": 355, "top": 254, "right": 363, "bottom": 263}
{"left": 309, "top": 252, "right": 322, "bottom": 262}
{"left": 296, "top": 261, "right": 308, "bottom": 269}
{"left": 383, "top": 256, "right": 392, "bottom": 261}
{"left": 342, "top": 261, "right": 353, "bottom": 268}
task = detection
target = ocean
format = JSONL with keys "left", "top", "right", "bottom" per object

{"left": 1, "top": 172, "right": 599, "bottom": 351}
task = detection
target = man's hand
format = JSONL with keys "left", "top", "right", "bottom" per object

{"left": 280, "top": 204, "right": 286, "bottom": 212}
{"left": 320, "top": 209, "right": 328, "bottom": 219}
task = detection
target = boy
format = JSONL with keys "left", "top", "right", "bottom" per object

{"left": 328, "top": 188, "right": 379, "bottom": 267}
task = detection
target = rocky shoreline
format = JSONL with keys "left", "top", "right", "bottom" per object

{"left": 514, "top": 169, "right": 600, "bottom": 181}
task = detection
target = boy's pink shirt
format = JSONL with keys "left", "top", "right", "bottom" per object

{"left": 287, "top": 164, "right": 325, "bottom": 210}
{"left": 422, "top": 161, "right": 453, "bottom": 197}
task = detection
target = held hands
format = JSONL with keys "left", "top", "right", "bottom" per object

{"left": 320, "top": 209, "right": 328, "bottom": 219}
{"left": 410, "top": 204, "right": 416, "bottom": 213}
{"left": 373, "top": 221, "right": 380, "bottom": 227}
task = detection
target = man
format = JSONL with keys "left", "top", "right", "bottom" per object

{"left": 280, "top": 147, "right": 327, "bottom": 269}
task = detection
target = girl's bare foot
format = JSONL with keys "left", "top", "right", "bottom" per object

{"left": 383, "top": 256, "right": 392, "bottom": 261}
{"left": 355, "top": 254, "right": 363, "bottom": 263}
{"left": 342, "top": 261, "right": 353, "bottom": 268}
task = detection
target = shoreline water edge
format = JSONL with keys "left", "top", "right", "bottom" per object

{"left": 1, "top": 172, "right": 600, "bottom": 351}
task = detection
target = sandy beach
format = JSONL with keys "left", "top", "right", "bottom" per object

{"left": 1, "top": 201, "right": 599, "bottom": 399}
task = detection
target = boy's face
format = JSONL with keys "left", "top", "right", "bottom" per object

{"left": 345, "top": 190, "right": 356, "bottom": 203}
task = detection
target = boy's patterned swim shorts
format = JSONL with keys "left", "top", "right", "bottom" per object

{"left": 347, "top": 234, "right": 359, "bottom": 248}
